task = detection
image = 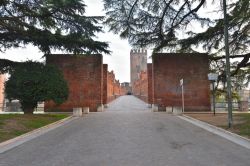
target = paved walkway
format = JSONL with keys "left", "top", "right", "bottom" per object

{"left": 107, "top": 95, "right": 149, "bottom": 112}
{"left": 0, "top": 96, "right": 249, "bottom": 166}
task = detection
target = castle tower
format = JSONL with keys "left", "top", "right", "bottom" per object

{"left": 130, "top": 49, "right": 147, "bottom": 90}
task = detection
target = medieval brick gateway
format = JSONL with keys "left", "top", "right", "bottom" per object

{"left": 45, "top": 53, "right": 210, "bottom": 112}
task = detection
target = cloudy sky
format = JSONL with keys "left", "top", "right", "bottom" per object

{"left": 85, "top": 0, "right": 134, "bottom": 82}
{"left": 0, "top": 0, "right": 240, "bottom": 84}
{"left": 0, "top": 0, "right": 136, "bottom": 83}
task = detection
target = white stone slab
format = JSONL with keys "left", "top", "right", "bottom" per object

{"left": 166, "top": 107, "right": 173, "bottom": 113}
{"left": 73, "top": 108, "right": 82, "bottom": 117}
{"left": 173, "top": 107, "right": 182, "bottom": 115}
{"left": 152, "top": 104, "right": 158, "bottom": 112}
{"left": 83, "top": 107, "right": 89, "bottom": 114}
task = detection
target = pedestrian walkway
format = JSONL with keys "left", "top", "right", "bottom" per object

{"left": 0, "top": 96, "right": 249, "bottom": 166}
{"left": 106, "top": 95, "right": 149, "bottom": 112}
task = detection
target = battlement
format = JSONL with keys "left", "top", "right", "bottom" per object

{"left": 130, "top": 49, "right": 147, "bottom": 54}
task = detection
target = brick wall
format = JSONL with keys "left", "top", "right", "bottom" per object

{"left": 121, "top": 82, "right": 131, "bottom": 95}
{"left": 152, "top": 53, "right": 210, "bottom": 111}
{"left": 103, "top": 64, "right": 108, "bottom": 105}
{"left": 45, "top": 54, "right": 103, "bottom": 112}
{"left": 120, "top": 86, "right": 128, "bottom": 95}
{"left": 106, "top": 70, "right": 126, "bottom": 102}
{"left": 132, "top": 71, "right": 148, "bottom": 102}
{"left": 147, "top": 64, "right": 153, "bottom": 104}
{"left": 114, "top": 80, "right": 120, "bottom": 96}
{"left": 107, "top": 71, "right": 115, "bottom": 102}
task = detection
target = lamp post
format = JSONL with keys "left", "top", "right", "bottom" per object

{"left": 180, "top": 79, "right": 184, "bottom": 112}
{"left": 208, "top": 73, "right": 218, "bottom": 116}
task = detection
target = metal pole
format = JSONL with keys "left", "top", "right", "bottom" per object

{"left": 182, "top": 83, "right": 184, "bottom": 112}
{"left": 212, "top": 81, "right": 216, "bottom": 116}
{"left": 223, "top": 0, "right": 233, "bottom": 127}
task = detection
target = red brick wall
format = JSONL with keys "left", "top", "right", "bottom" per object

{"left": 120, "top": 87, "right": 127, "bottom": 95}
{"left": 133, "top": 71, "right": 148, "bottom": 102}
{"left": 103, "top": 64, "right": 108, "bottom": 105}
{"left": 152, "top": 53, "right": 210, "bottom": 111}
{"left": 107, "top": 71, "right": 115, "bottom": 102}
{"left": 45, "top": 54, "right": 103, "bottom": 112}
{"left": 120, "top": 82, "right": 131, "bottom": 95}
{"left": 147, "top": 64, "right": 153, "bottom": 104}
{"left": 105, "top": 70, "right": 127, "bottom": 102}
{"left": 114, "top": 80, "right": 121, "bottom": 96}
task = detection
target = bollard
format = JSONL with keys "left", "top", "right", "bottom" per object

{"left": 152, "top": 104, "right": 158, "bottom": 112}
{"left": 173, "top": 107, "right": 182, "bottom": 115}
{"left": 104, "top": 104, "right": 109, "bottom": 108}
{"left": 73, "top": 108, "right": 83, "bottom": 117}
{"left": 97, "top": 104, "right": 104, "bottom": 112}
{"left": 166, "top": 107, "right": 173, "bottom": 114}
{"left": 82, "top": 107, "right": 89, "bottom": 114}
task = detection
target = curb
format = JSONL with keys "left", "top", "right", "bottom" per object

{"left": 0, "top": 115, "right": 78, "bottom": 154}
{"left": 178, "top": 115, "right": 250, "bottom": 149}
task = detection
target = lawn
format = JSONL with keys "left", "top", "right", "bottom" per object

{"left": 0, "top": 114, "right": 70, "bottom": 143}
{"left": 185, "top": 113, "right": 250, "bottom": 139}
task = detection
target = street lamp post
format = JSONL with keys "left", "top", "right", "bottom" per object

{"left": 180, "top": 79, "right": 184, "bottom": 112}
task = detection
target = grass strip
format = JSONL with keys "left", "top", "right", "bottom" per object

{"left": 0, "top": 114, "right": 69, "bottom": 143}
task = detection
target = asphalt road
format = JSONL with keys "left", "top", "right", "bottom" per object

{"left": 0, "top": 96, "right": 249, "bottom": 166}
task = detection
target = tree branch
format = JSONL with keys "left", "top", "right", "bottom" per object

{"left": 210, "top": 53, "right": 250, "bottom": 60}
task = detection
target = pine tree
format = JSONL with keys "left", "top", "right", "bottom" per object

{"left": 104, "top": 0, "right": 250, "bottom": 88}
{"left": 0, "top": 0, "right": 110, "bottom": 54}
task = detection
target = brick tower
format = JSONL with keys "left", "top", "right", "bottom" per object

{"left": 130, "top": 49, "right": 147, "bottom": 92}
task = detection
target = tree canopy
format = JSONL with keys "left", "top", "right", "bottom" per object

{"left": 0, "top": 0, "right": 110, "bottom": 54}
{"left": 5, "top": 61, "right": 69, "bottom": 114}
{"left": 104, "top": 0, "right": 250, "bottom": 89}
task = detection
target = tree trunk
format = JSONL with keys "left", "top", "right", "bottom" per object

{"left": 23, "top": 107, "right": 35, "bottom": 114}
{"left": 21, "top": 101, "right": 36, "bottom": 114}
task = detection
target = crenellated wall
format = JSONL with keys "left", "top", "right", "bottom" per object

{"left": 106, "top": 70, "right": 127, "bottom": 103}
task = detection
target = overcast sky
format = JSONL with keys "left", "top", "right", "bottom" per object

{"left": 0, "top": 0, "right": 135, "bottom": 83}
{"left": 0, "top": 0, "right": 244, "bottom": 85}
{"left": 85, "top": 0, "right": 134, "bottom": 82}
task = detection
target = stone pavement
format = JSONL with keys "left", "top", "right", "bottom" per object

{"left": 0, "top": 96, "right": 249, "bottom": 166}
{"left": 106, "top": 95, "right": 149, "bottom": 112}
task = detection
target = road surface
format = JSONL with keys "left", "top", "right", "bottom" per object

{"left": 0, "top": 96, "right": 249, "bottom": 166}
